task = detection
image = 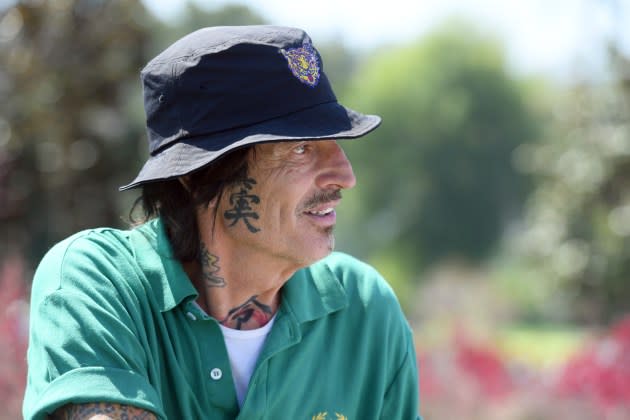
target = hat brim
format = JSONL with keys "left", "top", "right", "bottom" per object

{"left": 119, "top": 101, "right": 381, "bottom": 191}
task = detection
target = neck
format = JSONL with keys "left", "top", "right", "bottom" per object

{"left": 183, "top": 238, "right": 299, "bottom": 331}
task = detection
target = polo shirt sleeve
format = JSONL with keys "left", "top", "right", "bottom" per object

{"left": 380, "top": 326, "right": 423, "bottom": 420}
{"left": 325, "top": 253, "right": 423, "bottom": 419}
{"left": 23, "top": 233, "right": 165, "bottom": 420}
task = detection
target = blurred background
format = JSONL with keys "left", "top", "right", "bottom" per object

{"left": 1, "top": 0, "right": 630, "bottom": 418}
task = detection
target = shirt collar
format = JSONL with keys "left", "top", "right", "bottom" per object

{"left": 131, "top": 218, "right": 198, "bottom": 312}
{"left": 281, "top": 257, "right": 349, "bottom": 323}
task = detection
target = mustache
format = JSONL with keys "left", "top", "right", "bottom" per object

{"left": 301, "top": 189, "right": 342, "bottom": 210}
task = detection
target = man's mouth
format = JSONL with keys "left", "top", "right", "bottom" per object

{"left": 306, "top": 207, "right": 334, "bottom": 216}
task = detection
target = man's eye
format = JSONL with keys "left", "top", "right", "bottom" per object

{"left": 294, "top": 144, "right": 307, "bottom": 154}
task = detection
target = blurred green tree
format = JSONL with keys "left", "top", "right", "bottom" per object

{"left": 317, "top": 40, "right": 360, "bottom": 93}
{"left": 336, "top": 20, "right": 540, "bottom": 276}
{"left": 514, "top": 46, "right": 630, "bottom": 323}
{"left": 0, "top": 0, "right": 154, "bottom": 265}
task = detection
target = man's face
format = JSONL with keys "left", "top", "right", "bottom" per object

{"left": 215, "top": 139, "right": 356, "bottom": 269}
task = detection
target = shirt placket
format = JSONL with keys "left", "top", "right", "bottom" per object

{"left": 184, "top": 302, "right": 240, "bottom": 417}
{"left": 236, "top": 307, "right": 302, "bottom": 419}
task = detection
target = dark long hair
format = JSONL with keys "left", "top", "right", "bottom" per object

{"left": 130, "top": 146, "right": 252, "bottom": 262}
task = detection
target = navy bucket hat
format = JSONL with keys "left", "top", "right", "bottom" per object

{"left": 120, "top": 25, "right": 381, "bottom": 190}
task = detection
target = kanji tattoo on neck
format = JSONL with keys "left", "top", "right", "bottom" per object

{"left": 224, "top": 177, "right": 261, "bottom": 233}
{"left": 200, "top": 242, "right": 225, "bottom": 288}
{"left": 220, "top": 295, "right": 273, "bottom": 330}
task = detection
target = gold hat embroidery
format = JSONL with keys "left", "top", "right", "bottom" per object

{"left": 280, "top": 42, "right": 321, "bottom": 87}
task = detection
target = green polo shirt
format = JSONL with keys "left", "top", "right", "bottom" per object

{"left": 24, "top": 218, "right": 421, "bottom": 419}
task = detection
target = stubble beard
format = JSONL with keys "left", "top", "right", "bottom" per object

{"left": 324, "top": 225, "right": 335, "bottom": 253}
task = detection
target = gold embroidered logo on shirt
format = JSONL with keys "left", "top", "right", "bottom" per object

{"left": 312, "top": 412, "right": 347, "bottom": 420}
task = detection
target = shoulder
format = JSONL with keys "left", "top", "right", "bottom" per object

{"left": 32, "top": 228, "right": 127, "bottom": 291}
{"left": 306, "top": 253, "right": 415, "bottom": 365}
{"left": 31, "top": 222, "right": 162, "bottom": 306}
{"left": 312, "top": 252, "right": 399, "bottom": 306}
{"left": 39, "top": 226, "right": 134, "bottom": 261}
{"left": 306, "top": 252, "right": 408, "bottom": 333}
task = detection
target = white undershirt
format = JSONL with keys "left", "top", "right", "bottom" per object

{"left": 219, "top": 316, "right": 276, "bottom": 407}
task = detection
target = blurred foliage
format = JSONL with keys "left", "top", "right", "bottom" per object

{"left": 0, "top": 0, "right": 154, "bottom": 264}
{"left": 337, "top": 20, "right": 540, "bottom": 276}
{"left": 419, "top": 317, "right": 630, "bottom": 419}
{"left": 0, "top": 255, "right": 28, "bottom": 419}
{"left": 512, "top": 45, "right": 630, "bottom": 323}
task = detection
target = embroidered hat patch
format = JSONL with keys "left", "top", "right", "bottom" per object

{"left": 280, "top": 42, "right": 321, "bottom": 87}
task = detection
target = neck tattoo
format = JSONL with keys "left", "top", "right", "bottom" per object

{"left": 220, "top": 295, "right": 273, "bottom": 330}
{"left": 199, "top": 242, "right": 225, "bottom": 288}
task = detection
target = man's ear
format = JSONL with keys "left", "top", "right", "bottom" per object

{"left": 178, "top": 176, "right": 192, "bottom": 193}
{"left": 206, "top": 195, "right": 219, "bottom": 209}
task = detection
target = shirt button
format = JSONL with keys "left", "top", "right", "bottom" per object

{"left": 210, "top": 368, "right": 223, "bottom": 380}
{"left": 186, "top": 312, "right": 197, "bottom": 321}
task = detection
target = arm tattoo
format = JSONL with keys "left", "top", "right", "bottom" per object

{"left": 220, "top": 295, "right": 273, "bottom": 330}
{"left": 199, "top": 242, "right": 225, "bottom": 287}
{"left": 51, "top": 402, "right": 157, "bottom": 420}
{"left": 224, "top": 177, "right": 261, "bottom": 233}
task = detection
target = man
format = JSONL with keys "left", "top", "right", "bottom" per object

{"left": 24, "top": 26, "right": 421, "bottom": 419}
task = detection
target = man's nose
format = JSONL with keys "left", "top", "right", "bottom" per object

{"left": 316, "top": 141, "right": 357, "bottom": 190}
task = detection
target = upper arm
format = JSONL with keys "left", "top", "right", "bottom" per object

{"left": 24, "top": 236, "right": 164, "bottom": 419}
{"left": 380, "top": 328, "right": 422, "bottom": 420}
{"left": 50, "top": 403, "right": 158, "bottom": 420}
